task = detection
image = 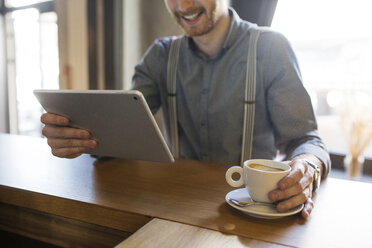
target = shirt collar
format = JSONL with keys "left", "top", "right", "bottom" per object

{"left": 221, "top": 8, "right": 242, "bottom": 50}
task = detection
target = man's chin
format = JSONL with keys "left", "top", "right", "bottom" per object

{"left": 179, "top": 24, "right": 213, "bottom": 37}
{"left": 179, "top": 27, "right": 198, "bottom": 37}
{"left": 184, "top": 28, "right": 213, "bottom": 38}
{"left": 183, "top": 31, "right": 202, "bottom": 38}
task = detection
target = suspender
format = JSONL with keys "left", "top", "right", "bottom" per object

{"left": 167, "top": 28, "right": 261, "bottom": 165}
{"left": 241, "top": 28, "right": 261, "bottom": 165}
{"left": 166, "top": 38, "right": 182, "bottom": 158}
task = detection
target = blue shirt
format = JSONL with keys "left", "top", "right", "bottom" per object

{"left": 132, "top": 8, "right": 330, "bottom": 176}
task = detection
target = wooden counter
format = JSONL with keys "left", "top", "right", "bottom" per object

{"left": 1, "top": 133, "right": 371, "bottom": 247}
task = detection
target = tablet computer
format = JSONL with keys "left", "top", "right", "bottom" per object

{"left": 33, "top": 89, "right": 174, "bottom": 163}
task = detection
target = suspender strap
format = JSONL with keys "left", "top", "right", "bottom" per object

{"left": 166, "top": 37, "right": 182, "bottom": 158}
{"left": 240, "top": 28, "right": 261, "bottom": 166}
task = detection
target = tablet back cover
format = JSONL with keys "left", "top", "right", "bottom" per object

{"left": 34, "top": 90, "right": 174, "bottom": 163}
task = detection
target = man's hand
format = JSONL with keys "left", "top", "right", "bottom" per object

{"left": 41, "top": 113, "right": 97, "bottom": 158}
{"left": 268, "top": 158, "right": 317, "bottom": 219}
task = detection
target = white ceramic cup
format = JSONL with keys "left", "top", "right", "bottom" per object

{"left": 225, "top": 159, "right": 291, "bottom": 203}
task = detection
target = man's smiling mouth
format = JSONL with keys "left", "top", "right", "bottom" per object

{"left": 176, "top": 6, "right": 205, "bottom": 25}
{"left": 182, "top": 11, "right": 203, "bottom": 21}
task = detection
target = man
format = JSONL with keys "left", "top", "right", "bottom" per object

{"left": 41, "top": 0, "right": 330, "bottom": 219}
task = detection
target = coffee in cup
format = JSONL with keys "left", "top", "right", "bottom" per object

{"left": 248, "top": 163, "right": 286, "bottom": 172}
{"left": 225, "top": 159, "right": 291, "bottom": 203}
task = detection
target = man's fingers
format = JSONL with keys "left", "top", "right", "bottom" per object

{"left": 47, "top": 138, "right": 97, "bottom": 149}
{"left": 269, "top": 174, "right": 310, "bottom": 201}
{"left": 279, "top": 160, "right": 308, "bottom": 190}
{"left": 66, "top": 153, "right": 83, "bottom": 159}
{"left": 40, "top": 114, "right": 93, "bottom": 159}
{"left": 301, "top": 198, "right": 314, "bottom": 219}
{"left": 41, "top": 113, "right": 70, "bottom": 126}
{"left": 267, "top": 159, "right": 316, "bottom": 218}
{"left": 269, "top": 169, "right": 313, "bottom": 202}
{"left": 42, "top": 125, "right": 90, "bottom": 139}
{"left": 276, "top": 186, "right": 312, "bottom": 212}
{"left": 51, "top": 147, "right": 91, "bottom": 158}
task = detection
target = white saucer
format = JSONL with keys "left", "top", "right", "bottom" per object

{"left": 225, "top": 188, "right": 304, "bottom": 219}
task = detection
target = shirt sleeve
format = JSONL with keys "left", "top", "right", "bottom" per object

{"left": 131, "top": 39, "right": 169, "bottom": 114}
{"left": 261, "top": 31, "right": 331, "bottom": 177}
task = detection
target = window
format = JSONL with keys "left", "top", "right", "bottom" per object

{"left": 2, "top": 0, "right": 59, "bottom": 136}
{"left": 5, "top": 0, "right": 52, "bottom": 8}
{"left": 272, "top": 0, "right": 372, "bottom": 156}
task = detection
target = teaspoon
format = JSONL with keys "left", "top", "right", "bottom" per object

{"left": 227, "top": 197, "right": 275, "bottom": 207}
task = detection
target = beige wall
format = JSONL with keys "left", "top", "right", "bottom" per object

{"left": 55, "top": 0, "right": 182, "bottom": 90}
{"left": 123, "top": 0, "right": 141, "bottom": 90}
{"left": 139, "top": 0, "right": 182, "bottom": 54}
{"left": 56, "top": 0, "right": 89, "bottom": 90}
{"left": 122, "top": 0, "right": 182, "bottom": 90}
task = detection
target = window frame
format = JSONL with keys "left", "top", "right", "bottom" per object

{"left": 0, "top": 0, "right": 54, "bottom": 14}
{"left": 1, "top": 0, "right": 56, "bottom": 135}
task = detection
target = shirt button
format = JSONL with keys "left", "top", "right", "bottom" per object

{"left": 201, "top": 121, "right": 206, "bottom": 127}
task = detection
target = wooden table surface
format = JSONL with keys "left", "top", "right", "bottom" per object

{"left": 115, "top": 218, "right": 286, "bottom": 248}
{"left": 1, "top": 133, "right": 371, "bottom": 248}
